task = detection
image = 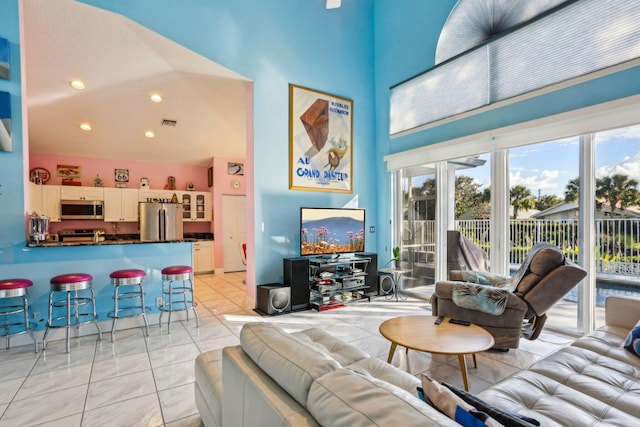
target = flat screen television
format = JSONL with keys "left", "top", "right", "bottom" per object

{"left": 300, "top": 207, "right": 365, "bottom": 256}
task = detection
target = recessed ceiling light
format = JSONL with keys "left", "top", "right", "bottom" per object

{"left": 150, "top": 94, "right": 162, "bottom": 103}
{"left": 80, "top": 123, "right": 92, "bottom": 131}
{"left": 70, "top": 80, "right": 86, "bottom": 90}
{"left": 145, "top": 130, "right": 155, "bottom": 138}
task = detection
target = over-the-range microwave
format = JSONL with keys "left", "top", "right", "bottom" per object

{"left": 60, "top": 200, "right": 104, "bottom": 220}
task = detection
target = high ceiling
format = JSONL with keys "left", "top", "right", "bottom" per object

{"left": 23, "top": 0, "right": 250, "bottom": 167}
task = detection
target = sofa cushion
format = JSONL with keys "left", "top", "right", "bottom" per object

{"left": 240, "top": 322, "right": 340, "bottom": 408}
{"left": 572, "top": 327, "right": 640, "bottom": 368}
{"left": 293, "top": 327, "right": 370, "bottom": 366}
{"left": 623, "top": 320, "right": 640, "bottom": 358}
{"left": 307, "top": 368, "right": 460, "bottom": 427}
{"left": 527, "top": 345, "right": 640, "bottom": 418}
{"left": 346, "top": 356, "right": 420, "bottom": 395}
{"left": 478, "top": 370, "right": 640, "bottom": 426}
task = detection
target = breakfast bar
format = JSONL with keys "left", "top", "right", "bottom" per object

{"left": 4, "top": 239, "right": 195, "bottom": 346}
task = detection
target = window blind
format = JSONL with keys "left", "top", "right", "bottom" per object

{"left": 390, "top": 0, "right": 640, "bottom": 136}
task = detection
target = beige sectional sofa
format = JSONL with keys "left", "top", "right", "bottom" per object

{"left": 195, "top": 296, "right": 640, "bottom": 426}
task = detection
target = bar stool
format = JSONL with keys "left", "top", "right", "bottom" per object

{"left": 0, "top": 279, "right": 38, "bottom": 352}
{"left": 159, "top": 265, "right": 199, "bottom": 332}
{"left": 43, "top": 273, "right": 102, "bottom": 353}
{"left": 109, "top": 269, "right": 149, "bottom": 341}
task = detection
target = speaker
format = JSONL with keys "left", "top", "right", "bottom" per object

{"left": 284, "top": 257, "right": 310, "bottom": 311}
{"left": 361, "top": 252, "right": 378, "bottom": 296}
{"left": 379, "top": 273, "right": 395, "bottom": 295}
{"left": 256, "top": 284, "right": 291, "bottom": 315}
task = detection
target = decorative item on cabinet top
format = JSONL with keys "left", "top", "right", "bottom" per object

{"left": 114, "top": 168, "right": 129, "bottom": 182}
{"left": 30, "top": 167, "right": 51, "bottom": 184}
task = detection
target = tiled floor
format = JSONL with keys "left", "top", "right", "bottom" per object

{"left": 0, "top": 272, "right": 574, "bottom": 426}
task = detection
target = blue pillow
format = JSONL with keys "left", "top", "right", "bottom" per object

{"left": 623, "top": 320, "right": 640, "bottom": 357}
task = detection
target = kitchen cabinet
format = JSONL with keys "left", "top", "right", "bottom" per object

{"left": 193, "top": 240, "right": 214, "bottom": 273}
{"left": 60, "top": 186, "right": 104, "bottom": 200}
{"left": 29, "top": 183, "right": 62, "bottom": 222}
{"left": 104, "top": 188, "right": 139, "bottom": 222}
{"left": 181, "top": 191, "right": 211, "bottom": 222}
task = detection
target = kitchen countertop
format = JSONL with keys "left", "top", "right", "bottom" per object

{"left": 27, "top": 232, "right": 213, "bottom": 248}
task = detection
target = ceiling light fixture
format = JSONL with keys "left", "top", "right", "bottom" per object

{"left": 79, "top": 123, "right": 92, "bottom": 131}
{"left": 70, "top": 80, "right": 86, "bottom": 90}
{"left": 150, "top": 94, "right": 162, "bottom": 103}
{"left": 145, "top": 130, "right": 155, "bottom": 138}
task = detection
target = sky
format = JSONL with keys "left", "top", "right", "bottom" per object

{"left": 459, "top": 123, "right": 640, "bottom": 198}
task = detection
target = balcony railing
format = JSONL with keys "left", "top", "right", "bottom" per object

{"left": 403, "top": 218, "right": 640, "bottom": 277}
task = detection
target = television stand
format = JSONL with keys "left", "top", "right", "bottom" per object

{"left": 308, "top": 255, "right": 371, "bottom": 311}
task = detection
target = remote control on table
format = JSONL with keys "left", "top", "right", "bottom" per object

{"left": 449, "top": 318, "right": 471, "bottom": 326}
{"left": 434, "top": 316, "right": 444, "bottom": 325}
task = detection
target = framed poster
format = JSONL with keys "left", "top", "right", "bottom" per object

{"left": 289, "top": 84, "right": 353, "bottom": 193}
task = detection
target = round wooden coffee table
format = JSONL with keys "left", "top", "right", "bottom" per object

{"left": 379, "top": 315, "right": 494, "bottom": 391}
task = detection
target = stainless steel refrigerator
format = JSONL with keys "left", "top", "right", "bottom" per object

{"left": 139, "top": 202, "right": 184, "bottom": 242}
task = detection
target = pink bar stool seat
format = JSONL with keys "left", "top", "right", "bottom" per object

{"left": 161, "top": 265, "right": 193, "bottom": 280}
{"left": 110, "top": 269, "right": 145, "bottom": 283}
{"left": 159, "top": 265, "right": 198, "bottom": 332}
{"left": 43, "top": 273, "right": 102, "bottom": 353}
{"left": 50, "top": 273, "right": 93, "bottom": 291}
{"left": 109, "top": 269, "right": 149, "bottom": 341}
{"left": 0, "top": 279, "right": 38, "bottom": 352}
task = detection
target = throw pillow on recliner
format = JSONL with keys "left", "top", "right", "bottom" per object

{"left": 623, "top": 320, "right": 640, "bottom": 357}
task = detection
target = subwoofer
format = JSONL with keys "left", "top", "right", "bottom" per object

{"left": 379, "top": 273, "right": 395, "bottom": 295}
{"left": 284, "top": 257, "right": 310, "bottom": 311}
{"left": 256, "top": 284, "right": 291, "bottom": 315}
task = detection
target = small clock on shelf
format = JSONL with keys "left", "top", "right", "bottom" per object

{"left": 140, "top": 177, "right": 149, "bottom": 189}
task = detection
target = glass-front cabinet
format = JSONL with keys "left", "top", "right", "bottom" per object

{"left": 181, "top": 191, "right": 211, "bottom": 222}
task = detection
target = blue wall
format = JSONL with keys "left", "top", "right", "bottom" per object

{"left": 3, "top": 0, "right": 640, "bottom": 305}
{"left": 0, "top": 0, "right": 377, "bottom": 299}
{"left": 372, "top": 0, "right": 640, "bottom": 256}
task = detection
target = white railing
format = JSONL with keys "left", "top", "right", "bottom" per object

{"left": 403, "top": 218, "right": 640, "bottom": 277}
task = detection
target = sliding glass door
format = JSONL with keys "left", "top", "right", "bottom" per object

{"left": 392, "top": 122, "right": 640, "bottom": 335}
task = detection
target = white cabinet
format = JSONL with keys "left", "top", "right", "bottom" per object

{"left": 60, "top": 186, "right": 104, "bottom": 200}
{"left": 181, "top": 191, "right": 211, "bottom": 221}
{"left": 29, "top": 183, "right": 62, "bottom": 222}
{"left": 104, "top": 188, "right": 139, "bottom": 222}
{"left": 193, "top": 240, "right": 214, "bottom": 273}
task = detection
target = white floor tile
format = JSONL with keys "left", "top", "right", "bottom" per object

{"left": 0, "top": 272, "right": 570, "bottom": 426}
{"left": 81, "top": 393, "right": 163, "bottom": 427}
{"left": 158, "top": 383, "right": 199, "bottom": 423}
{"left": 15, "top": 364, "right": 92, "bottom": 400}
{"left": 0, "top": 384, "right": 87, "bottom": 426}
{"left": 85, "top": 369, "right": 156, "bottom": 410}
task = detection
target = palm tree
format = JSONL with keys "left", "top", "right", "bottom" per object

{"left": 596, "top": 174, "right": 640, "bottom": 214}
{"left": 564, "top": 177, "right": 580, "bottom": 203}
{"left": 510, "top": 185, "right": 535, "bottom": 219}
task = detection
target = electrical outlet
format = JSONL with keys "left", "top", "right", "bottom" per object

{"left": 32, "top": 311, "right": 40, "bottom": 319}
{"left": 156, "top": 297, "right": 163, "bottom": 307}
